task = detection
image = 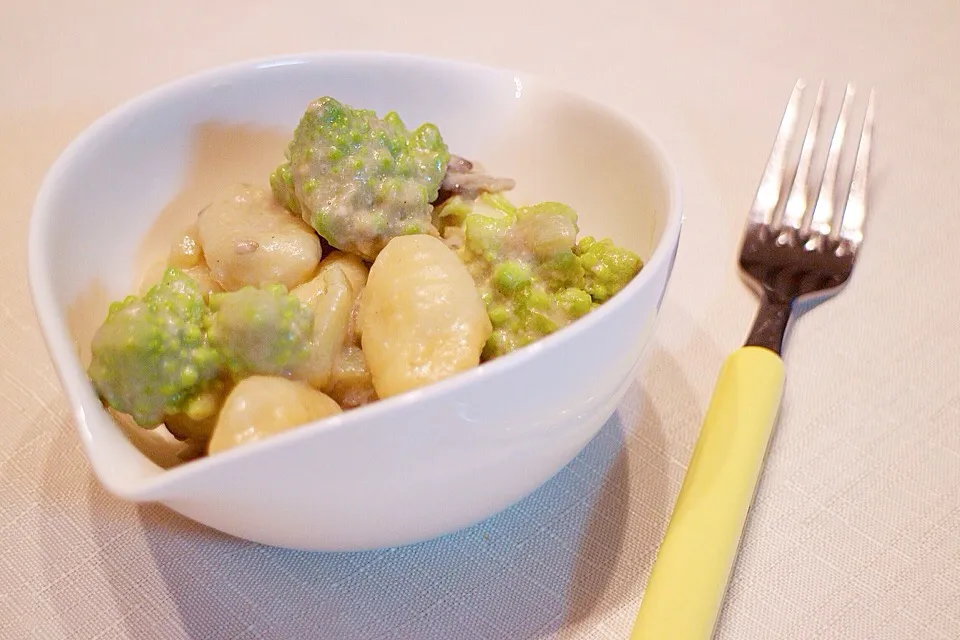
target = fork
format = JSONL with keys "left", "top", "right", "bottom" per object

{"left": 628, "top": 80, "right": 875, "bottom": 639}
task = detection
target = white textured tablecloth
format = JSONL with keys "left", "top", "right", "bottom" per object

{"left": 3, "top": 1, "right": 959, "bottom": 638}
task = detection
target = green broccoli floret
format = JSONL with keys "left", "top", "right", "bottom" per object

{"left": 574, "top": 236, "right": 643, "bottom": 302}
{"left": 206, "top": 284, "right": 313, "bottom": 377}
{"left": 270, "top": 96, "right": 450, "bottom": 261}
{"left": 436, "top": 195, "right": 588, "bottom": 359}
{"left": 88, "top": 268, "right": 221, "bottom": 427}
{"left": 269, "top": 162, "right": 300, "bottom": 217}
{"left": 435, "top": 194, "right": 643, "bottom": 359}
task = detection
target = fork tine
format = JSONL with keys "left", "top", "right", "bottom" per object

{"left": 839, "top": 89, "right": 875, "bottom": 247}
{"left": 808, "top": 84, "right": 855, "bottom": 236}
{"left": 749, "top": 80, "right": 805, "bottom": 225}
{"left": 780, "top": 81, "right": 825, "bottom": 231}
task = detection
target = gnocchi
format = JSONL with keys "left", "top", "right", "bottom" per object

{"left": 293, "top": 251, "right": 372, "bottom": 396}
{"left": 308, "top": 251, "right": 369, "bottom": 301}
{"left": 292, "top": 266, "right": 356, "bottom": 390}
{"left": 359, "top": 234, "right": 492, "bottom": 399}
{"left": 326, "top": 345, "right": 378, "bottom": 409}
{"left": 168, "top": 223, "right": 204, "bottom": 269}
{"left": 140, "top": 226, "right": 222, "bottom": 298}
{"left": 198, "top": 184, "right": 322, "bottom": 291}
{"left": 208, "top": 376, "right": 342, "bottom": 455}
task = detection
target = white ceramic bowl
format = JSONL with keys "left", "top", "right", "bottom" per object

{"left": 29, "top": 52, "right": 682, "bottom": 552}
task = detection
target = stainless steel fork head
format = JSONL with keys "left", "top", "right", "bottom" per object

{"left": 739, "top": 80, "right": 875, "bottom": 354}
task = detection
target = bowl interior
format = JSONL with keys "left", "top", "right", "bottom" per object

{"left": 30, "top": 52, "right": 678, "bottom": 484}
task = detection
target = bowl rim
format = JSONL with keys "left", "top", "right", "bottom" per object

{"left": 28, "top": 50, "right": 683, "bottom": 499}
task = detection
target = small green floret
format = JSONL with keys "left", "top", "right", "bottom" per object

{"left": 453, "top": 198, "right": 592, "bottom": 359}
{"left": 270, "top": 96, "right": 450, "bottom": 260}
{"left": 206, "top": 284, "right": 313, "bottom": 377}
{"left": 493, "top": 261, "right": 532, "bottom": 294}
{"left": 88, "top": 268, "right": 220, "bottom": 427}
{"left": 574, "top": 236, "right": 643, "bottom": 302}
{"left": 463, "top": 214, "right": 513, "bottom": 258}
{"left": 269, "top": 163, "right": 300, "bottom": 216}
{"left": 442, "top": 194, "right": 644, "bottom": 360}
{"left": 556, "top": 288, "right": 593, "bottom": 317}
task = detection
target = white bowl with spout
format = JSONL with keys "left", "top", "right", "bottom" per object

{"left": 28, "top": 52, "right": 682, "bottom": 552}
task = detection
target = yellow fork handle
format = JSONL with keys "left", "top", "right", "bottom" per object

{"left": 629, "top": 346, "right": 785, "bottom": 640}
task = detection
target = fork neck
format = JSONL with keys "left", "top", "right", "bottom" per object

{"left": 744, "top": 293, "right": 792, "bottom": 355}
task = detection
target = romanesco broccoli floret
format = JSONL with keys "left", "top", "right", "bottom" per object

{"left": 436, "top": 194, "right": 642, "bottom": 359}
{"left": 574, "top": 236, "right": 643, "bottom": 302}
{"left": 270, "top": 96, "right": 450, "bottom": 261}
{"left": 88, "top": 268, "right": 221, "bottom": 427}
{"left": 206, "top": 284, "right": 313, "bottom": 377}
{"left": 436, "top": 196, "right": 585, "bottom": 359}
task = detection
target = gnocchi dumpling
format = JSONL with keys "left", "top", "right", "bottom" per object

{"left": 359, "top": 234, "right": 492, "bottom": 398}
{"left": 291, "top": 266, "right": 356, "bottom": 389}
{"left": 169, "top": 226, "right": 223, "bottom": 295}
{"left": 139, "top": 224, "right": 222, "bottom": 298}
{"left": 181, "top": 264, "right": 224, "bottom": 299}
{"left": 326, "top": 345, "right": 378, "bottom": 409}
{"left": 291, "top": 251, "right": 368, "bottom": 308}
{"left": 198, "top": 184, "right": 322, "bottom": 291}
{"left": 168, "top": 223, "right": 204, "bottom": 270}
{"left": 311, "top": 251, "right": 370, "bottom": 301}
{"left": 208, "top": 376, "right": 341, "bottom": 455}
